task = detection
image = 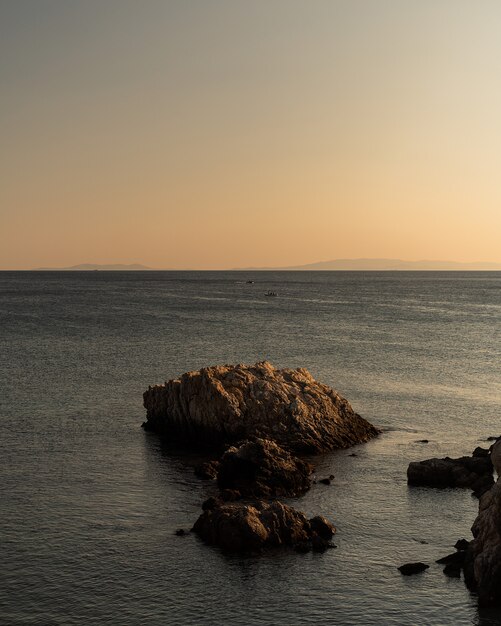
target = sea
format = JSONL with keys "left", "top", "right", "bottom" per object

{"left": 1, "top": 270, "right": 500, "bottom": 626}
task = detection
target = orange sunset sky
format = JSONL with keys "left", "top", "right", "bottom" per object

{"left": 1, "top": 0, "right": 501, "bottom": 269}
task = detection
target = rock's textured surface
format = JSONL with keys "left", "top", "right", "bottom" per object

{"left": 143, "top": 361, "right": 379, "bottom": 453}
{"left": 217, "top": 438, "right": 313, "bottom": 498}
{"left": 407, "top": 453, "right": 494, "bottom": 497}
{"left": 464, "top": 481, "right": 501, "bottom": 606}
{"left": 192, "top": 500, "right": 336, "bottom": 553}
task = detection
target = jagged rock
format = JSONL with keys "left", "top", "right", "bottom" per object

{"left": 454, "top": 538, "right": 470, "bottom": 552}
{"left": 309, "top": 515, "right": 336, "bottom": 539}
{"left": 175, "top": 529, "right": 188, "bottom": 536}
{"left": 444, "top": 563, "right": 462, "bottom": 578}
{"left": 472, "top": 447, "right": 490, "bottom": 458}
{"left": 464, "top": 481, "right": 501, "bottom": 606}
{"left": 220, "top": 489, "right": 241, "bottom": 502}
{"left": 217, "top": 438, "right": 313, "bottom": 498}
{"left": 194, "top": 460, "right": 220, "bottom": 480}
{"left": 143, "top": 361, "right": 379, "bottom": 453}
{"left": 192, "top": 500, "right": 336, "bottom": 553}
{"left": 407, "top": 453, "right": 493, "bottom": 497}
{"left": 398, "top": 562, "right": 429, "bottom": 575}
{"left": 202, "top": 497, "right": 220, "bottom": 511}
{"left": 490, "top": 440, "right": 501, "bottom": 475}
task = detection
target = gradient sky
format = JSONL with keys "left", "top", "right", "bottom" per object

{"left": 1, "top": 0, "right": 501, "bottom": 269}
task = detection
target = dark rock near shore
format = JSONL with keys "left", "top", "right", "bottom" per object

{"left": 216, "top": 438, "right": 313, "bottom": 498}
{"left": 472, "top": 447, "right": 490, "bottom": 458}
{"left": 464, "top": 481, "right": 501, "bottom": 606}
{"left": 194, "top": 460, "right": 220, "bottom": 480}
{"left": 143, "top": 361, "right": 380, "bottom": 453}
{"left": 192, "top": 500, "right": 336, "bottom": 553}
{"left": 398, "top": 562, "right": 429, "bottom": 575}
{"left": 407, "top": 452, "right": 493, "bottom": 497}
{"left": 319, "top": 476, "right": 334, "bottom": 486}
{"left": 309, "top": 515, "right": 336, "bottom": 540}
{"left": 455, "top": 538, "right": 470, "bottom": 552}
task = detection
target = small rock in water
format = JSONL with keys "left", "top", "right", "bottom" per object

{"left": 416, "top": 439, "right": 429, "bottom": 444}
{"left": 398, "top": 562, "right": 429, "bottom": 576}
{"left": 319, "top": 477, "right": 332, "bottom": 485}
{"left": 348, "top": 453, "right": 358, "bottom": 457}
{"left": 175, "top": 529, "right": 187, "bottom": 536}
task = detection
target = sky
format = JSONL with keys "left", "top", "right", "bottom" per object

{"left": 1, "top": 0, "right": 501, "bottom": 269}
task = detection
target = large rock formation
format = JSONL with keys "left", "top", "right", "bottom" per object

{"left": 143, "top": 361, "right": 379, "bottom": 453}
{"left": 192, "top": 499, "right": 336, "bottom": 552}
{"left": 464, "top": 481, "right": 501, "bottom": 606}
{"left": 407, "top": 450, "right": 494, "bottom": 497}
{"left": 217, "top": 438, "right": 313, "bottom": 498}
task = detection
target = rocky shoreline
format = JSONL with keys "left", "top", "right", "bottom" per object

{"left": 406, "top": 438, "right": 501, "bottom": 607}
{"left": 143, "top": 361, "right": 380, "bottom": 554}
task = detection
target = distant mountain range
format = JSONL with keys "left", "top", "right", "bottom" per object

{"left": 36, "top": 263, "right": 152, "bottom": 271}
{"left": 32, "top": 259, "right": 501, "bottom": 271}
{"left": 236, "top": 258, "right": 501, "bottom": 271}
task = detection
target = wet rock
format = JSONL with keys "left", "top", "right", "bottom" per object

{"left": 217, "top": 438, "right": 313, "bottom": 498}
{"left": 318, "top": 474, "right": 334, "bottom": 485}
{"left": 416, "top": 439, "right": 429, "bottom": 444}
{"left": 175, "top": 528, "right": 188, "bottom": 536}
{"left": 309, "top": 515, "right": 336, "bottom": 540}
{"left": 202, "top": 496, "right": 220, "bottom": 511}
{"left": 486, "top": 436, "right": 501, "bottom": 442}
{"left": 472, "top": 447, "right": 490, "bottom": 458}
{"left": 443, "top": 563, "right": 462, "bottom": 578}
{"left": 398, "top": 562, "right": 429, "bottom": 575}
{"left": 192, "top": 500, "right": 335, "bottom": 553}
{"left": 454, "top": 538, "right": 470, "bottom": 552}
{"left": 348, "top": 453, "right": 358, "bottom": 457}
{"left": 143, "top": 361, "right": 380, "bottom": 453}
{"left": 220, "top": 489, "right": 241, "bottom": 502}
{"left": 407, "top": 453, "right": 493, "bottom": 497}
{"left": 436, "top": 551, "right": 465, "bottom": 566}
{"left": 464, "top": 481, "right": 501, "bottom": 605}
{"left": 194, "top": 460, "right": 220, "bottom": 480}
{"left": 311, "top": 535, "right": 335, "bottom": 552}
{"left": 490, "top": 440, "right": 501, "bottom": 475}
{"left": 192, "top": 500, "right": 337, "bottom": 554}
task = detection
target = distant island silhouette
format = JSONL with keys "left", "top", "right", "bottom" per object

{"left": 236, "top": 258, "right": 501, "bottom": 271}
{"left": 36, "top": 263, "right": 152, "bottom": 271}
{"left": 31, "top": 259, "right": 501, "bottom": 271}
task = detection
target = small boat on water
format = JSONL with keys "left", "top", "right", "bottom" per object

{"left": 265, "top": 291, "right": 278, "bottom": 297}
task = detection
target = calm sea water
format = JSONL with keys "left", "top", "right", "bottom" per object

{"left": 1, "top": 271, "right": 500, "bottom": 626}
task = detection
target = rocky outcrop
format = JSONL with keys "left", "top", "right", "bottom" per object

{"left": 192, "top": 500, "right": 336, "bottom": 553}
{"left": 464, "top": 481, "right": 501, "bottom": 606}
{"left": 407, "top": 451, "right": 494, "bottom": 497}
{"left": 217, "top": 438, "right": 313, "bottom": 498}
{"left": 143, "top": 361, "right": 379, "bottom": 453}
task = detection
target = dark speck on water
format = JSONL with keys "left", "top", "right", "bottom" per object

{"left": 0, "top": 270, "right": 500, "bottom": 625}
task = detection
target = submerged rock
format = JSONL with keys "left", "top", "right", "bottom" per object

{"left": 217, "top": 438, "right": 313, "bottom": 498}
{"left": 143, "top": 361, "right": 379, "bottom": 453}
{"left": 464, "top": 481, "right": 501, "bottom": 606}
{"left": 192, "top": 500, "right": 336, "bottom": 553}
{"left": 407, "top": 452, "right": 493, "bottom": 497}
